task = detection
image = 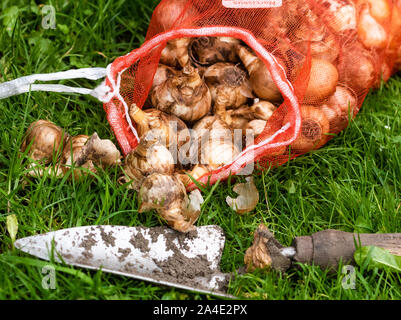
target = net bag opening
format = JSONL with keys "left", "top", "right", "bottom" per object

{"left": 102, "top": 0, "right": 401, "bottom": 189}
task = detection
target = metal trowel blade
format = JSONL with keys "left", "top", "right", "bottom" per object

{"left": 14, "top": 225, "right": 234, "bottom": 299}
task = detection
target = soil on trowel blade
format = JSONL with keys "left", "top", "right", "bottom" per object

{"left": 130, "top": 227, "right": 229, "bottom": 293}
{"left": 99, "top": 226, "right": 116, "bottom": 247}
{"left": 79, "top": 231, "right": 97, "bottom": 251}
{"left": 71, "top": 226, "right": 229, "bottom": 295}
{"left": 129, "top": 228, "right": 149, "bottom": 252}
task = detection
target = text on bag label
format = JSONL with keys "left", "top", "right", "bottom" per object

{"left": 223, "top": 0, "right": 282, "bottom": 9}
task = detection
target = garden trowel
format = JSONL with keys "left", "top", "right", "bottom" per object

{"left": 14, "top": 225, "right": 234, "bottom": 298}
{"left": 244, "top": 224, "right": 401, "bottom": 272}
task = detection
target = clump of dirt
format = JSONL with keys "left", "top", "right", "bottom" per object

{"left": 76, "top": 230, "right": 98, "bottom": 265}
{"left": 155, "top": 228, "right": 211, "bottom": 279}
{"left": 81, "top": 250, "right": 94, "bottom": 260}
{"left": 99, "top": 226, "right": 116, "bottom": 247}
{"left": 79, "top": 232, "right": 97, "bottom": 251}
{"left": 150, "top": 271, "right": 230, "bottom": 294}
{"left": 129, "top": 228, "right": 149, "bottom": 252}
{"left": 127, "top": 227, "right": 229, "bottom": 294}
{"left": 118, "top": 247, "right": 131, "bottom": 262}
{"left": 71, "top": 226, "right": 229, "bottom": 295}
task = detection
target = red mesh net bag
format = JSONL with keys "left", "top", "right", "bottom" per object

{"left": 103, "top": 0, "right": 401, "bottom": 189}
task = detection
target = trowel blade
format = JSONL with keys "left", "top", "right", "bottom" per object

{"left": 14, "top": 225, "right": 234, "bottom": 298}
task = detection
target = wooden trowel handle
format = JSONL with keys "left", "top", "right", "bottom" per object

{"left": 292, "top": 230, "right": 401, "bottom": 269}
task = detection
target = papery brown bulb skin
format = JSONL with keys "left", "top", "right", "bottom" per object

{"left": 152, "top": 0, "right": 197, "bottom": 31}
{"left": 191, "top": 115, "right": 239, "bottom": 170}
{"left": 292, "top": 9, "right": 340, "bottom": 62}
{"left": 357, "top": 4, "right": 388, "bottom": 50}
{"left": 321, "top": 86, "right": 358, "bottom": 134}
{"left": 236, "top": 45, "right": 283, "bottom": 103}
{"left": 200, "top": 137, "right": 240, "bottom": 171}
{"left": 121, "top": 139, "right": 175, "bottom": 190}
{"left": 21, "top": 120, "right": 68, "bottom": 164}
{"left": 139, "top": 173, "right": 185, "bottom": 211}
{"left": 204, "top": 63, "right": 253, "bottom": 123}
{"left": 328, "top": 85, "right": 357, "bottom": 116}
{"left": 338, "top": 41, "right": 377, "bottom": 91}
{"left": 139, "top": 173, "right": 197, "bottom": 233}
{"left": 192, "top": 115, "right": 229, "bottom": 141}
{"left": 203, "top": 63, "right": 247, "bottom": 87}
{"left": 223, "top": 100, "right": 275, "bottom": 136}
{"left": 152, "top": 64, "right": 178, "bottom": 90}
{"left": 304, "top": 58, "right": 339, "bottom": 104}
{"left": 80, "top": 132, "right": 121, "bottom": 168}
{"left": 213, "top": 83, "right": 252, "bottom": 108}
{"left": 388, "top": 4, "right": 401, "bottom": 58}
{"left": 226, "top": 105, "right": 254, "bottom": 121}
{"left": 251, "top": 100, "right": 277, "bottom": 121}
{"left": 150, "top": 66, "right": 212, "bottom": 122}
{"left": 226, "top": 100, "right": 277, "bottom": 132}
{"left": 284, "top": 106, "right": 330, "bottom": 153}
{"left": 159, "top": 46, "right": 177, "bottom": 68}
{"left": 189, "top": 37, "right": 240, "bottom": 67}
{"left": 177, "top": 115, "right": 226, "bottom": 169}
{"left": 228, "top": 115, "right": 250, "bottom": 134}
{"left": 244, "top": 224, "right": 273, "bottom": 272}
{"left": 246, "top": 120, "right": 267, "bottom": 138}
{"left": 196, "top": 120, "right": 240, "bottom": 170}
{"left": 321, "top": 0, "right": 357, "bottom": 33}
{"left": 226, "top": 176, "right": 259, "bottom": 214}
{"left": 320, "top": 103, "right": 342, "bottom": 134}
{"left": 129, "top": 104, "right": 190, "bottom": 150}
{"left": 203, "top": 62, "right": 252, "bottom": 103}
{"left": 160, "top": 38, "right": 191, "bottom": 68}
{"left": 61, "top": 135, "right": 96, "bottom": 179}
{"left": 176, "top": 164, "right": 210, "bottom": 187}
{"left": 212, "top": 86, "right": 251, "bottom": 125}
{"left": 356, "top": 0, "right": 391, "bottom": 24}
{"left": 203, "top": 62, "right": 248, "bottom": 86}
{"left": 296, "top": 32, "right": 339, "bottom": 63}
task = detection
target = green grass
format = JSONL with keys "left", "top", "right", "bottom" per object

{"left": 1, "top": 0, "right": 401, "bottom": 300}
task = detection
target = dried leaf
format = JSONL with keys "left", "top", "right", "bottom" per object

{"left": 226, "top": 177, "right": 259, "bottom": 214}
{"left": 82, "top": 132, "right": 121, "bottom": 168}
{"left": 244, "top": 224, "right": 292, "bottom": 273}
{"left": 244, "top": 224, "right": 273, "bottom": 272}
{"left": 187, "top": 189, "right": 204, "bottom": 214}
{"left": 6, "top": 214, "right": 18, "bottom": 243}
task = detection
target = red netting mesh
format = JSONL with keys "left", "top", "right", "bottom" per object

{"left": 103, "top": 0, "right": 401, "bottom": 189}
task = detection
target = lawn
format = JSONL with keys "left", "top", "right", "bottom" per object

{"left": 1, "top": 0, "right": 401, "bottom": 300}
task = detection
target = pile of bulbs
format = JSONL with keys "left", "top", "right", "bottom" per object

{"left": 116, "top": 39, "right": 287, "bottom": 232}
{"left": 20, "top": 120, "right": 204, "bottom": 233}
{"left": 21, "top": 120, "right": 121, "bottom": 179}
{"left": 21, "top": 0, "right": 401, "bottom": 233}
